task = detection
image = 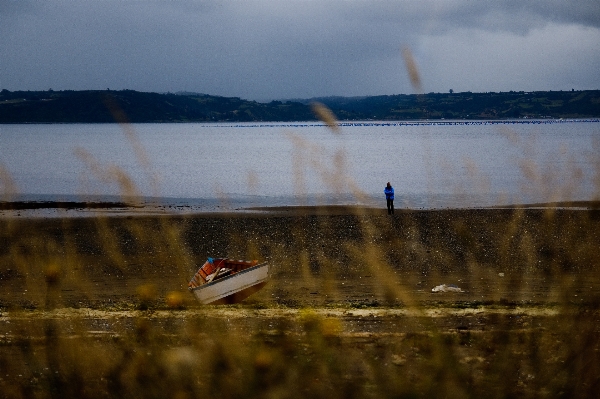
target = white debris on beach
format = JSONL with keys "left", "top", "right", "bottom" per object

{"left": 432, "top": 284, "right": 463, "bottom": 293}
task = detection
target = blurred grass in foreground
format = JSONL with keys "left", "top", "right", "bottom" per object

{"left": 1, "top": 110, "right": 600, "bottom": 398}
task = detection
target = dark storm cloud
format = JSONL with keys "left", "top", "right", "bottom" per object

{"left": 497, "top": 0, "right": 600, "bottom": 29}
{"left": 1, "top": 0, "right": 598, "bottom": 99}
{"left": 329, "top": 0, "right": 600, "bottom": 32}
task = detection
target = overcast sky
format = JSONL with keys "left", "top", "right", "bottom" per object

{"left": 1, "top": 0, "right": 599, "bottom": 101}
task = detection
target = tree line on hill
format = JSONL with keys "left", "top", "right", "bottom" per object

{"left": 0, "top": 88, "right": 598, "bottom": 123}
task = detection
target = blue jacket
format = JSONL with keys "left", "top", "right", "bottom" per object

{"left": 384, "top": 186, "right": 394, "bottom": 200}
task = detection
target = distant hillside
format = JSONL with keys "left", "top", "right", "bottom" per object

{"left": 309, "top": 90, "right": 600, "bottom": 120}
{"left": 0, "top": 90, "right": 314, "bottom": 123}
{"left": 1, "top": 89, "right": 598, "bottom": 123}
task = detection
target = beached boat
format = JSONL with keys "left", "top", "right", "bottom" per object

{"left": 188, "top": 258, "right": 270, "bottom": 304}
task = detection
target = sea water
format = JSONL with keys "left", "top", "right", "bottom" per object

{"left": 0, "top": 120, "right": 598, "bottom": 209}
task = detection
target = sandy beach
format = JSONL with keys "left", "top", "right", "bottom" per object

{"left": 1, "top": 203, "right": 599, "bottom": 397}
{"left": 1, "top": 202, "right": 599, "bottom": 308}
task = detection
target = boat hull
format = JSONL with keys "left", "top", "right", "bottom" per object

{"left": 190, "top": 262, "right": 269, "bottom": 304}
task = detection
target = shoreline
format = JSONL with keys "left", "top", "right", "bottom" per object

{"left": 1, "top": 199, "right": 599, "bottom": 219}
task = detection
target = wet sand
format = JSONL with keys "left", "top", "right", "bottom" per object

{"left": 1, "top": 203, "right": 599, "bottom": 309}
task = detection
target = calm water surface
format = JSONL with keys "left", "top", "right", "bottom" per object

{"left": 0, "top": 121, "right": 598, "bottom": 209}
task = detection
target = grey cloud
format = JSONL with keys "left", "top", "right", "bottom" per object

{"left": 337, "top": 0, "right": 600, "bottom": 34}
{"left": 502, "top": 0, "right": 600, "bottom": 28}
{"left": 0, "top": 0, "right": 598, "bottom": 99}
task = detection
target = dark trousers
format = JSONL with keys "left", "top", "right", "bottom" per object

{"left": 387, "top": 198, "right": 394, "bottom": 214}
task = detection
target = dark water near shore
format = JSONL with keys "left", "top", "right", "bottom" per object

{"left": 0, "top": 120, "right": 598, "bottom": 209}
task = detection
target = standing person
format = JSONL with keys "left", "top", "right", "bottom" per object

{"left": 384, "top": 182, "right": 394, "bottom": 215}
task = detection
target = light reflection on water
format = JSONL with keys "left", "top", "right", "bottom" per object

{"left": 0, "top": 121, "right": 598, "bottom": 209}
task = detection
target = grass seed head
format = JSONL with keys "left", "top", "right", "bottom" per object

{"left": 166, "top": 291, "right": 185, "bottom": 309}
{"left": 311, "top": 102, "right": 340, "bottom": 133}
{"left": 44, "top": 262, "right": 61, "bottom": 284}
{"left": 136, "top": 283, "right": 157, "bottom": 302}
